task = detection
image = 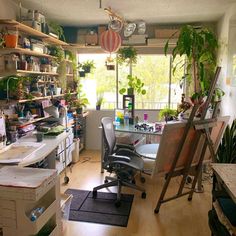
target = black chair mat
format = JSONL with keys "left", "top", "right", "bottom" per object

{"left": 65, "top": 189, "right": 134, "bottom": 227}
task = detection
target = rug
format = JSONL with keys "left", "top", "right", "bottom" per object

{"left": 65, "top": 189, "right": 134, "bottom": 227}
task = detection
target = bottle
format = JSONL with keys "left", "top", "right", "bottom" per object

{"left": 29, "top": 206, "right": 45, "bottom": 221}
{"left": 144, "top": 113, "right": 148, "bottom": 123}
{"left": 124, "top": 112, "right": 129, "bottom": 127}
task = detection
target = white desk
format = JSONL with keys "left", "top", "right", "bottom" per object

{"left": 0, "top": 130, "right": 72, "bottom": 168}
{"left": 212, "top": 163, "right": 236, "bottom": 204}
{"left": 19, "top": 130, "right": 71, "bottom": 167}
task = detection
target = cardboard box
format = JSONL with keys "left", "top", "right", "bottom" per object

{"left": 155, "top": 29, "right": 179, "bottom": 39}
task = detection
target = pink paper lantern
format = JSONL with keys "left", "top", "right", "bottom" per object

{"left": 100, "top": 30, "right": 121, "bottom": 53}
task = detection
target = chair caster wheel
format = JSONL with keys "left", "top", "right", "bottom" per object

{"left": 141, "top": 192, "right": 146, "bottom": 199}
{"left": 154, "top": 209, "right": 159, "bottom": 214}
{"left": 92, "top": 190, "right": 97, "bottom": 198}
{"left": 115, "top": 200, "right": 121, "bottom": 207}
{"left": 140, "top": 176, "right": 145, "bottom": 183}
{"left": 104, "top": 179, "right": 108, "bottom": 183}
{"left": 64, "top": 176, "right": 69, "bottom": 184}
{"left": 188, "top": 197, "right": 192, "bottom": 201}
{"left": 186, "top": 176, "right": 192, "bottom": 184}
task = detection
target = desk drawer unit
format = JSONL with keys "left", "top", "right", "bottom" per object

{"left": 0, "top": 167, "right": 61, "bottom": 236}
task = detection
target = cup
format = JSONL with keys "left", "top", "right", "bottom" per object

{"left": 36, "top": 132, "right": 44, "bottom": 142}
{"left": 144, "top": 113, "right": 148, "bottom": 123}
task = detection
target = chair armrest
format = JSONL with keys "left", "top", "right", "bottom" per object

{"left": 109, "top": 154, "right": 131, "bottom": 162}
{"left": 116, "top": 148, "right": 141, "bottom": 157}
{"left": 116, "top": 143, "right": 135, "bottom": 151}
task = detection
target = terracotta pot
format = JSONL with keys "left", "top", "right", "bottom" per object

{"left": 106, "top": 65, "right": 115, "bottom": 70}
{"left": 4, "top": 34, "right": 18, "bottom": 48}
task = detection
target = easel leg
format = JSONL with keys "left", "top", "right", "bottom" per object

{"left": 154, "top": 174, "right": 172, "bottom": 213}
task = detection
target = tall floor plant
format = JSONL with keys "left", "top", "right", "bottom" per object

{"left": 217, "top": 120, "right": 236, "bottom": 163}
{"left": 165, "top": 25, "right": 218, "bottom": 99}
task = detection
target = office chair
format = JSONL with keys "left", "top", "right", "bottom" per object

{"left": 93, "top": 117, "right": 146, "bottom": 207}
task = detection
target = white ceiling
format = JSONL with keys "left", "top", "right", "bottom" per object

{"left": 13, "top": 0, "right": 236, "bottom": 26}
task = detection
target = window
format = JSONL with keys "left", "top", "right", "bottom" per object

{"left": 78, "top": 54, "right": 117, "bottom": 109}
{"left": 79, "top": 53, "right": 184, "bottom": 110}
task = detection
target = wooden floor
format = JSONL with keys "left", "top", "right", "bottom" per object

{"left": 60, "top": 150, "right": 212, "bottom": 236}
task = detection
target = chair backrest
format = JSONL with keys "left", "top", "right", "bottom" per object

{"left": 152, "top": 116, "right": 230, "bottom": 177}
{"left": 101, "top": 117, "right": 116, "bottom": 160}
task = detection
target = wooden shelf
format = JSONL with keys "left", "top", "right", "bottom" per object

{"left": 0, "top": 19, "right": 68, "bottom": 46}
{"left": 0, "top": 69, "right": 59, "bottom": 77}
{"left": 15, "top": 116, "right": 52, "bottom": 128}
{"left": 18, "top": 92, "right": 77, "bottom": 103}
{"left": 0, "top": 92, "right": 77, "bottom": 106}
{"left": 0, "top": 47, "right": 56, "bottom": 58}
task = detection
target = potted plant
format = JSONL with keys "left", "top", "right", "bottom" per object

{"left": 159, "top": 107, "right": 177, "bottom": 123}
{"left": 96, "top": 94, "right": 104, "bottom": 110}
{"left": 48, "top": 45, "right": 64, "bottom": 64}
{"left": 47, "top": 21, "right": 65, "bottom": 41}
{"left": 72, "top": 84, "right": 89, "bottom": 114}
{"left": 164, "top": 25, "right": 218, "bottom": 102}
{"left": 217, "top": 119, "right": 236, "bottom": 163}
{"left": 117, "top": 46, "right": 137, "bottom": 66}
{"left": 81, "top": 60, "right": 96, "bottom": 73}
{"left": 73, "top": 97, "right": 89, "bottom": 114}
{"left": 119, "top": 75, "right": 146, "bottom": 95}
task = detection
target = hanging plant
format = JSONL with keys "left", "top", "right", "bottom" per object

{"left": 117, "top": 46, "right": 137, "bottom": 66}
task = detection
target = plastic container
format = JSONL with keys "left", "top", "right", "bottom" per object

{"left": 29, "top": 206, "right": 45, "bottom": 221}
{"left": 144, "top": 113, "right": 148, "bottom": 123}
{"left": 61, "top": 194, "right": 73, "bottom": 233}
{"left": 72, "top": 138, "right": 80, "bottom": 163}
{"left": 124, "top": 112, "right": 129, "bottom": 126}
{"left": 4, "top": 33, "right": 18, "bottom": 48}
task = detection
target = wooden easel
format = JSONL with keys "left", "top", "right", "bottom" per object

{"left": 154, "top": 67, "right": 223, "bottom": 213}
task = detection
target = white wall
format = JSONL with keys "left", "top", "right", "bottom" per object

{"left": 85, "top": 109, "right": 160, "bottom": 150}
{"left": 0, "top": 0, "right": 18, "bottom": 19}
{"left": 217, "top": 4, "right": 236, "bottom": 122}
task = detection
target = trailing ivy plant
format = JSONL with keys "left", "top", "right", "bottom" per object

{"left": 117, "top": 46, "right": 137, "bottom": 66}
{"left": 217, "top": 120, "right": 236, "bottom": 163}
{"left": 164, "top": 25, "right": 218, "bottom": 99}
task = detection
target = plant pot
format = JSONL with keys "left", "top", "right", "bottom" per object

{"left": 96, "top": 105, "right": 101, "bottom": 110}
{"left": 127, "top": 88, "right": 134, "bottom": 95}
{"left": 4, "top": 34, "right": 18, "bottom": 48}
{"left": 79, "top": 71, "right": 86, "bottom": 77}
{"left": 106, "top": 65, "right": 115, "bottom": 70}
{"left": 83, "top": 67, "right": 91, "bottom": 73}
{"left": 76, "top": 107, "right": 83, "bottom": 114}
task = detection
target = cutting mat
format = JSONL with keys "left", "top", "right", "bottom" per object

{"left": 0, "top": 142, "right": 45, "bottom": 164}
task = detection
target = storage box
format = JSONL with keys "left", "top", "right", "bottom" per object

{"left": 22, "top": 20, "right": 42, "bottom": 32}
{"left": 98, "top": 25, "right": 107, "bottom": 45}
{"left": 85, "top": 32, "right": 98, "bottom": 46}
{"left": 60, "top": 193, "right": 73, "bottom": 233}
{"left": 155, "top": 29, "right": 179, "bottom": 38}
